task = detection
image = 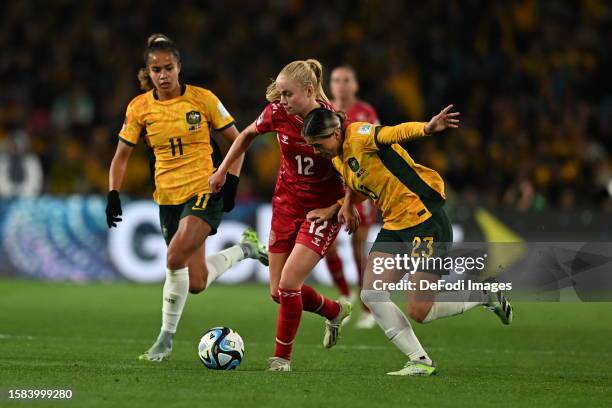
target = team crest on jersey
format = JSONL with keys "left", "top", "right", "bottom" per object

{"left": 186, "top": 111, "right": 202, "bottom": 131}
{"left": 358, "top": 124, "right": 372, "bottom": 135}
{"left": 348, "top": 157, "right": 366, "bottom": 177}
{"left": 186, "top": 111, "right": 202, "bottom": 125}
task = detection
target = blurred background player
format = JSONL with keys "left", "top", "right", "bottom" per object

{"left": 106, "top": 34, "right": 268, "bottom": 362}
{"left": 327, "top": 65, "right": 381, "bottom": 329}
{"left": 303, "top": 105, "right": 512, "bottom": 376}
{"left": 209, "top": 59, "right": 355, "bottom": 372}
{"left": 0, "top": 130, "right": 43, "bottom": 199}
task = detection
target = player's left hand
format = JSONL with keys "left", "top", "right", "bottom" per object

{"left": 424, "top": 104, "right": 460, "bottom": 134}
{"left": 338, "top": 203, "right": 360, "bottom": 234}
{"left": 105, "top": 190, "right": 122, "bottom": 228}
{"left": 307, "top": 204, "right": 338, "bottom": 222}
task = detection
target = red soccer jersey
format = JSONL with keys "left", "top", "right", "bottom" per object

{"left": 255, "top": 101, "right": 344, "bottom": 212}
{"left": 344, "top": 99, "right": 380, "bottom": 125}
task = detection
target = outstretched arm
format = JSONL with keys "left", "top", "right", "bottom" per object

{"left": 216, "top": 124, "right": 247, "bottom": 212}
{"left": 209, "top": 121, "right": 260, "bottom": 193}
{"left": 218, "top": 124, "right": 245, "bottom": 177}
{"left": 376, "top": 104, "right": 460, "bottom": 145}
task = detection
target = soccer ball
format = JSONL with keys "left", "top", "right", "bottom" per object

{"left": 198, "top": 327, "right": 244, "bottom": 370}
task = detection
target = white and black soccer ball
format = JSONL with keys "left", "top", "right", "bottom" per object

{"left": 198, "top": 327, "right": 244, "bottom": 370}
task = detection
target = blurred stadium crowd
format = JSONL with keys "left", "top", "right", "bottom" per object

{"left": 0, "top": 0, "right": 610, "bottom": 210}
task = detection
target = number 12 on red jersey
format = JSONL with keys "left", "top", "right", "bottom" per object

{"left": 295, "top": 155, "right": 314, "bottom": 175}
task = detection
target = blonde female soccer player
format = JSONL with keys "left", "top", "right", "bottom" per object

{"left": 209, "top": 59, "right": 355, "bottom": 372}
{"left": 107, "top": 34, "right": 268, "bottom": 362}
{"left": 302, "top": 105, "right": 513, "bottom": 376}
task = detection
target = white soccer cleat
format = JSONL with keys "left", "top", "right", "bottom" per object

{"left": 139, "top": 348, "right": 172, "bottom": 362}
{"left": 266, "top": 357, "right": 291, "bottom": 372}
{"left": 486, "top": 289, "right": 513, "bottom": 325}
{"left": 355, "top": 311, "right": 377, "bottom": 329}
{"left": 387, "top": 360, "right": 437, "bottom": 376}
{"left": 139, "top": 331, "right": 173, "bottom": 362}
{"left": 323, "top": 298, "right": 352, "bottom": 348}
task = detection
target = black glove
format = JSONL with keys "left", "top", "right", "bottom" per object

{"left": 221, "top": 174, "right": 239, "bottom": 213}
{"left": 106, "top": 190, "right": 122, "bottom": 228}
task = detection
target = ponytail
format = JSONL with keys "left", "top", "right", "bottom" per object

{"left": 305, "top": 59, "right": 329, "bottom": 103}
{"left": 266, "top": 58, "right": 329, "bottom": 103}
{"left": 138, "top": 68, "right": 154, "bottom": 91}
{"left": 137, "top": 33, "right": 181, "bottom": 92}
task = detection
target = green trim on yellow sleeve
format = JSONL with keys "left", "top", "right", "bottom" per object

{"left": 118, "top": 136, "right": 136, "bottom": 147}
{"left": 215, "top": 121, "right": 236, "bottom": 132}
{"left": 374, "top": 126, "right": 386, "bottom": 149}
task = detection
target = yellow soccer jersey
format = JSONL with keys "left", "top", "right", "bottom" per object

{"left": 332, "top": 122, "right": 446, "bottom": 230}
{"left": 119, "top": 84, "right": 235, "bottom": 205}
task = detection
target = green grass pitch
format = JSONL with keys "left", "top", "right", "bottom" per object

{"left": 1, "top": 279, "right": 611, "bottom": 407}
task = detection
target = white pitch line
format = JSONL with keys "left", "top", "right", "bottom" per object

{"left": 0, "top": 334, "right": 34, "bottom": 340}
{"left": 1, "top": 333, "right": 611, "bottom": 357}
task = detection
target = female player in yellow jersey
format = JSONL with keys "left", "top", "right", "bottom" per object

{"left": 106, "top": 34, "right": 268, "bottom": 362}
{"left": 302, "top": 105, "right": 513, "bottom": 376}
{"left": 327, "top": 65, "right": 382, "bottom": 328}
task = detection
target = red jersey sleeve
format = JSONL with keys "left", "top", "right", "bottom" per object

{"left": 347, "top": 100, "right": 380, "bottom": 125}
{"left": 255, "top": 103, "right": 275, "bottom": 134}
{"left": 367, "top": 103, "right": 380, "bottom": 125}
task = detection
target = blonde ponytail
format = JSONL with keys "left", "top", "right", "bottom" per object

{"left": 305, "top": 59, "right": 329, "bottom": 102}
{"left": 265, "top": 59, "right": 329, "bottom": 103}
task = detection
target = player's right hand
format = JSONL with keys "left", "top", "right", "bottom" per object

{"left": 208, "top": 170, "right": 226, "bottom": 193}
{"left": 338, "top": 203, "right": 360, "bottom": 234}
{"left": 105, "top": 190, "right": 122, "bottom": 228}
